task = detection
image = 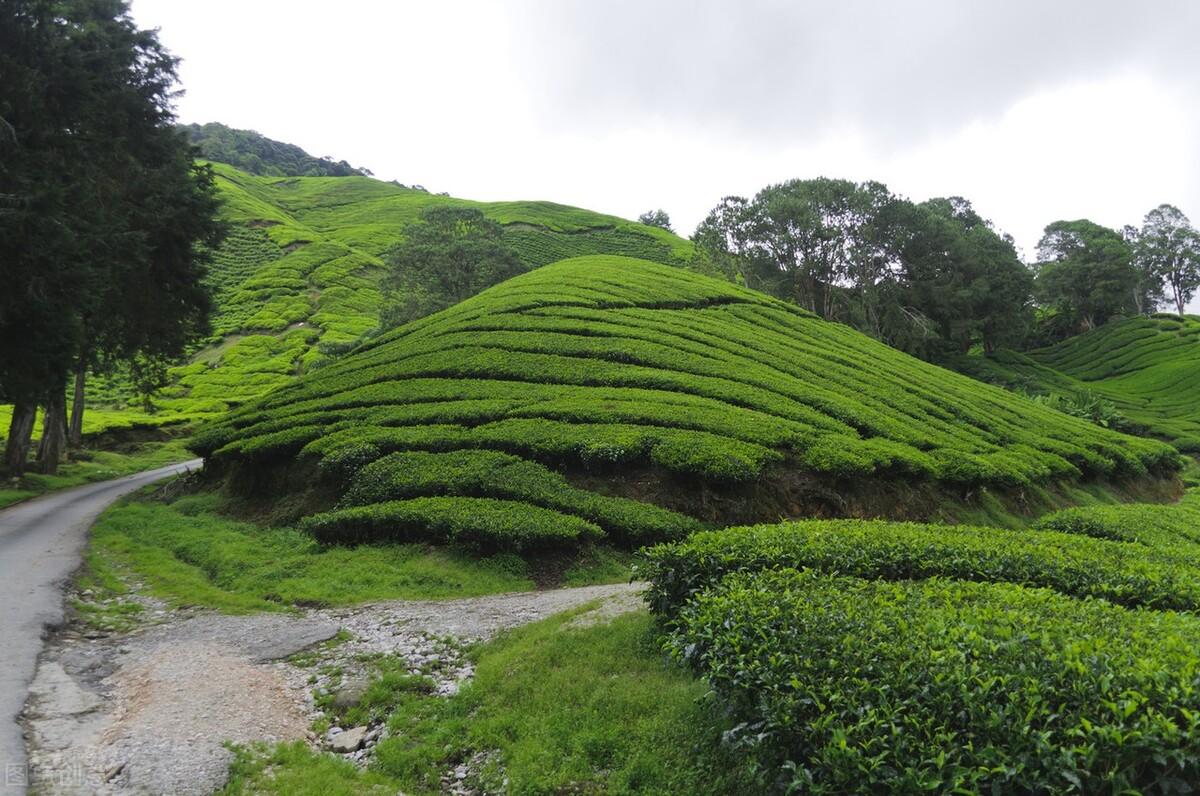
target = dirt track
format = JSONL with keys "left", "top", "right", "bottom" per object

{"left": 23, "top": 583, "right": 644, "bottom": 795}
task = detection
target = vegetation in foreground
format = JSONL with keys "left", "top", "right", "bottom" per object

{"left": 222, "top": 609, "right": 750, "bottom": 796}
{"left": 639, "top": 490, "right": 1200, "bottom": 793}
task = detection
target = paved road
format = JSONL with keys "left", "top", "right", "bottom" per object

{"left": 0, "top": 459, "right": 202, "bottom": 794}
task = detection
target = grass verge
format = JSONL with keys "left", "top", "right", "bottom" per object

{"left": 222, "top": 609, "right": 750, "bottom": 795}
{"left": 87, "top": 491, "right": 634, "bottom": 612}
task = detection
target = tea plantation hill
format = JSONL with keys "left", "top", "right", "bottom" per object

{"left": 57, "top": 161, "right": 693, "bottom": 437}
{"left": 192, "top": 255, "right": 1180, "bottom": 547}
{"left": 960, "top": 314, "right": 1200, "bottom": 450}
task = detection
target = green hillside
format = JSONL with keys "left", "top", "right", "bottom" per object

{"left": 62, "top": 162, "right": 694, "bottom": 436}
{"left": 960, "top": 315, "right": 1200, "bottom": 448}
{"left": 193, "top": 256, "right": 1179, "bottom": 547}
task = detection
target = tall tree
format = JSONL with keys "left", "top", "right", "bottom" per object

{"left": 734, "top": 178, "right": 898, "bottom": 319}
{"left": 692, "top": 196, "right": 761, "bottom": 287}
{"left": 1034, "top": 220, "right": 1137, "bottom": 335}
{"left": 637, "top": 208, "right": 673, "bottom": 231}
{"left": 900, "top": 198, "right": 1032, "bottom": 355}
{"left": 1135, "top": 204, "right": 1200, "bottom": 317}
{"left": 1121, "top": 224, "right": 1163, "bottom": 316}
{"left": 0, "top": 0, "right": 221, "bottom": 473}
{"left": 380, "top": 206, "right": 523, "bottom": 327}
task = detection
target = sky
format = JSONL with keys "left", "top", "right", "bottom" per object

{"left": 131, "top": 0, "right": 1199, "bottom": 272}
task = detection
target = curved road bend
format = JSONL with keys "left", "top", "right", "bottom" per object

{"left": 0, "top": 459, "right": 202, "bottom": 794}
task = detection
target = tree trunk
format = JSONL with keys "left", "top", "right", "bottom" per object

{"left": 3, "top": 402, "right": 36, "bottom": 475}
{"left": 36, "top": 393, "right": 67, "bottom": 475}
{"left": 68, "top": 362, "right": 86, "bottom": 447}
{"left": 1176, "top": 289, "right": 1186, "bottom": 317}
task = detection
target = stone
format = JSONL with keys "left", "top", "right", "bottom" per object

{"left": 330, "top": 675, "right": 370, "bottom": 710}
{"left": 328, "top": 725, "right": 368, "bottom": 753}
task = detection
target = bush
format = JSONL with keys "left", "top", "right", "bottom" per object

{"left": 1174, "top": 436, "right": 1200, "bottom": 454}
{"left": 1034, "top": 491, "right": 1200, "bottom": 553}
{"left": 343, "top": 450, "right": 698, "bottom": 545}
{"left": 666, "top": 568, "right": 1200, "bottom": 794}
{"left": 638, "top": 517, "right": 1200, "bottom": 616}
{"left": 301, "top": 496, "right": 602, "bottom": 551}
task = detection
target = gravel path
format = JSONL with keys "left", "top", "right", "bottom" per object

{"left": 23, "top": 583, "right": 645, "bottom": 795}
{"left": 0, "top": 460, "right": 202, "bottom": 796}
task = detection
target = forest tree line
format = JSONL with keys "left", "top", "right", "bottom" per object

{"left": 687, "top": 179, "right": 1200, "bottom": 359}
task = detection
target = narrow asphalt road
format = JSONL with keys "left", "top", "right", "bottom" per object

{"left": 0, "top": 459, "right": 202, "bottom": 794}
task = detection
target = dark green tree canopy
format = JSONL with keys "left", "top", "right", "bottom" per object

{"left": 183, "top": 121, "right": 373, "bottom": 178}
{"left": 381, "top": 206, "right": 524, "bottom": 327}
{"left": 692, "top": 181, "right": 1031, "bottom": 359}
{"left": 1035, "top": 219, "right": 1137, "bottom": 335}
{"left": 0, "top": 0, "right": 223, "bottom": 472}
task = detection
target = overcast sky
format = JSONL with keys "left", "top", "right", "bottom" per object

{"left": 132, "top": 0, "right": 1199, "bottom": 271}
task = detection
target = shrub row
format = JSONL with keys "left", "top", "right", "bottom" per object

{"left": 1034, "top": 490, "right": 1200, "bottom": 553}
{"left": 638, "top": 517, "right": 1200, "bottom": 616}
{"left": 300, "top": 418, "right": 782, "bottom": 483}
{"left": 300, "top": 496, "right": 602, "bottom": 551}
{"left": 667, "top": 568, "right": 1200, "bottom": 794}
{"left": 343, "top": 450, "right": 699, "bottom": 545}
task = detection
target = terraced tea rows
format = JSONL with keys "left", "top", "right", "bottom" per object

{"left": 961, "top": 315, "right": 1200, "bottom": 448}
{"left": 641, "top": 490, "right": 1200, "bottom": 792}
{"left": 195, "top": 256, "right": 1179, "bottom": 550}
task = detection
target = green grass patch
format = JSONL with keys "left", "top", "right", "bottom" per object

{"left": 90, "top": 494, "right": 533, "bottom": 611}
{"left": 223, "top": 610, "right": 751, "bottom": 796}
{"left": 88, "top": 492, "right": 637, "bottom": 611}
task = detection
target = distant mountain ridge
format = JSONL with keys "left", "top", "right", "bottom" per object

{"left": 182, "top": 121, "right": 374, "bottom": 178}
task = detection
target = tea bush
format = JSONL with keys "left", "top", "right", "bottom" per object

{"left": 962, "top": 315, "right": 1200, "bottom": 442}
{"left": 342, "top": 450, "right": 698, "bottom": 545}
{"left": 667, "top": 568, "right": 1200, "bottom": 794}
{"left": 301, "top": 496, "right": 602, "bottom": 551}
{"left": 638, "top": 516, "right": 1200, "bottom": 616}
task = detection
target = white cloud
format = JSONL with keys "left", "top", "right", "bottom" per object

{"left": 132, "top": 0, "right": 1200, "bottom": 307}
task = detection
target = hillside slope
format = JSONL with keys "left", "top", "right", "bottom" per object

{"left": 194, "top": 256, "right": 1179, "bottom": 542}
{"left": 960, "top": 315, "right": 1200, "bottom": 448}
{"left": 73, "top": 163, "right": 695, "bottom": 433}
